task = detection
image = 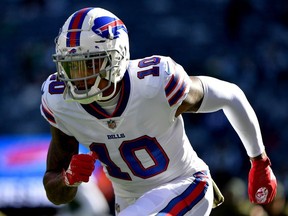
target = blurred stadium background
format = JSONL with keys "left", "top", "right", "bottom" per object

{"left": 0, "top": 0, "right": 288, "bottom": 215}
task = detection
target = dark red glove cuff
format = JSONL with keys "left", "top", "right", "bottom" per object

{"left": 251, "top": 156, "right": 271, "bottom": 168}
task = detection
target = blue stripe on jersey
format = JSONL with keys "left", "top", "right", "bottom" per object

{"left": 165, "top": 74, "right": 180, "bottom": 97}
{"left": 81, "top": 71, "right": 131, "bottom": 119}
{"left": 41, "top": 104, "right": 56, "bottom": 124}
{"left": 157, "top": 171, "right": 209, "bottom": 216}
{"left": 168, "top": 81, "right": 187, "bottom": 106}
{"left": 115, "top": 71, "right": 131, "bottom": 116}
{"left": 66, "top": 8, "right": 93, "bottom": 47}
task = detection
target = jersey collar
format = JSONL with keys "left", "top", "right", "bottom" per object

{"left": 80, "top": 72, "right": 131, "bottom": 119}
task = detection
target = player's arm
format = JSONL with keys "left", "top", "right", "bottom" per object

{"left": 175, "top": 76, "right": 204, "bottom": 116}
{"left": 177, "top": 75, "right": 266, "bottom": 157}
{"left": 176, "top": 75, "right": 277, "bottom": 204}
{"left": 43, "top": 126, "right": 97, "bottom": 205}
{"left": 180, "top": 76, "right": 267, "bottom": 157}
{"left": 43, "top": 126, "right": 79, "bottom": 204}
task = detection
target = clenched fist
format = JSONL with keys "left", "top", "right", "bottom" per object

{"left": 63, "top": 152, "right": 97, "bottom": 187}
{"left": 248, "top": 156, "right": 277, "bottom": 205}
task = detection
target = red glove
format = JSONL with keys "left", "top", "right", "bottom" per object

{"left": 63, "top": 152, "right": 97, "bottom": 187}
{"left": 248, "top": 156, "right": 277, "bottom": 204}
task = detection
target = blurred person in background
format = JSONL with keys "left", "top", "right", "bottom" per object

{"left": 40, "top": 7, "right": 277, "bottom": 216}
{"left": 259, "top": 181, "right": 288, "bottom": 216}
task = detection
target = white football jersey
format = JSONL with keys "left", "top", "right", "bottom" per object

{"left": 41, "top": 55, "right": 208, "bottom": 198}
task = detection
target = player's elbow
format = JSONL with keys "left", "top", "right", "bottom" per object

{"left": 45, "top": 187, "right": 76, "bottom": 205}
{"left": 46, "top": 194, "right": 73, "bottom": 205}
{"left": 46, "top": 194, "right": 64, "bottom": 206}
{"left": 43, "top": 172, "right": 77, "bottom": 205}
{"left": 228, "top": 83, "right": 247, "bottom": 103}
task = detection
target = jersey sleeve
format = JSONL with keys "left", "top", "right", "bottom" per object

{"left": 162, "top": 56, "right": 191, "bottom": 113}
{"left": 40, "top": 73, "right": 72, "bottom": 135}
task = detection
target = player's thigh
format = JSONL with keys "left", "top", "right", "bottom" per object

{"left": 117, "top": 171, "right": 213, "bottom": 216}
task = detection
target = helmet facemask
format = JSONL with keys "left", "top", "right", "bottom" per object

{"left": 54, "top": 49, "right": 123, "bottom": 104}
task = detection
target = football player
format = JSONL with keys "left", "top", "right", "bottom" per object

{"left": 40, "top": 7, "right": 277, "bottom": 216}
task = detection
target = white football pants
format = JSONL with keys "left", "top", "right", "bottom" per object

{"left": 115, "top": 171, "right": 213, "bottom": 216}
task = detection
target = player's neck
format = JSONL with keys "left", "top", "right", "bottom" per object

{"left": 97, "top": 88, "right": 121, "bottom": 115}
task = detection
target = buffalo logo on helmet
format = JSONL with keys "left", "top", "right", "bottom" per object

{"left": 68, "top": 48, "right": 77, "bottom": 54}
{"left": 92, "top": 16, "right": 127, "bottom": 39}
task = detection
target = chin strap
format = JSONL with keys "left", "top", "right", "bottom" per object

{"left": 97, "top": 80, "right": 118, "bottom": 101}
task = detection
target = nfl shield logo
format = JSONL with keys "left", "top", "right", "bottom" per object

{"left": 107, "top": 119, "right": 116, "bottom": 129}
